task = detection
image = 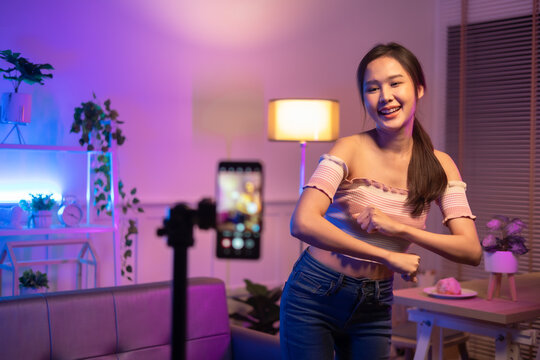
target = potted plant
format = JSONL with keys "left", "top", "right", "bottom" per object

{"left": 0, "top": 50, "right": 54, "bottom": 125}
{"left": 19, "top": 269, "right": 49, "bottom": 294}
{"left": 481, "top": 215, "right": 528, "bottom": 273}
{"left": 70, "top": 94, "right": 142, "bottom": 281}
{"left": 19, "top": 193, "right": 57, "bottom": 228}
{"left": 70, "top": 93, "right": 125, "bottom": 153}
{"left": 229, "top": 279, "right": 282, "bottom": 335}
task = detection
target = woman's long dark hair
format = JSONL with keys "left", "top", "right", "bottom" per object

{"left": 356, "top": 42, "right": 447, "bottom": 216}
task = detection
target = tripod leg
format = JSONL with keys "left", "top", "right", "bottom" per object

{"left": 15, "top": 124, "right": 25, "bottom": 144}
{"left": 1, "top": 125, "right": 17, "bottom": 144}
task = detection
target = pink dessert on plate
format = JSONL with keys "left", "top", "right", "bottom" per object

{"left": 435, "top": 277, "right": 462, "bottom": 295}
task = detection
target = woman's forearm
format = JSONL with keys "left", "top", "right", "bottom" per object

{"left": 291, "top": 214, "right": 391, "bottom": 263}
{"left": 396, "top": 221, "right": 482, "bottom": 266}
{"left": 291, "top": 214, "right": 422, "bottom": 276}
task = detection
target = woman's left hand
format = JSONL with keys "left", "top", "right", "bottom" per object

{"left": 355, "top": 205, "right": 404, "bottom": 236}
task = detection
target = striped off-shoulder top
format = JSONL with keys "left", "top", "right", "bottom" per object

{"left": 304, "top": 154, "right": 476, "bottom": 255}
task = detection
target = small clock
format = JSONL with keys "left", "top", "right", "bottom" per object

{"left": 58, "top": 203, "right": 83, "bottom": 227}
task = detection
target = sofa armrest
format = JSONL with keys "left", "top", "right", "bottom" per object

{"left": 230, "top": 324, "right": 280, "bottom": 360}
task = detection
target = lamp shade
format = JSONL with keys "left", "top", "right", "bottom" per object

{"left": 268, "top": 99, "right": 339, "bottom": 142}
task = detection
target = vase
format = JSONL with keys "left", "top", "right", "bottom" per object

{"left": 0, "top": 92, "right": 32, "bottom": 124}
{"left": 484, "top": 251, "right": 518, "bottom": 273}
{"left": 19, "top": 287, "right": 45, "bottom": 295}
{"left": 32, "top": 210, "right": 52, "bottom": 228}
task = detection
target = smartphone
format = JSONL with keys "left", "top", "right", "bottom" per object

{"left": 216, "top": 161, "right": 263, "bottom": 259}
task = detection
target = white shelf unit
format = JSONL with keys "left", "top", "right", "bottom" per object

{"left": 0, "top": 238, "right": 99, "bottom": 296}
{"left": 0, "top": 144, "right": 119, "bottom": 296}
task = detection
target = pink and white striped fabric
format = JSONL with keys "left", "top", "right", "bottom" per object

{"left": 304, "top": 154, "right": 476, "bottom": 254}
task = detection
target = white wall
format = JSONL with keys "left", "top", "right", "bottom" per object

{"left": 0, "top": 0, "right": 438, "bottom": 291}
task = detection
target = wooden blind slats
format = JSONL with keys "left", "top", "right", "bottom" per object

{"left": 444, "top": 2, "right": 539, "bottom": 357}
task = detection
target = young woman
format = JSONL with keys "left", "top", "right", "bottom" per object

{"left": 279, "top": 42, "right": 482, "bottom": 360}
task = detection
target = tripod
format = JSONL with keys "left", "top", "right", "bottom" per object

{"left": 157, "top": 199, "right": 216, "bottom": 360}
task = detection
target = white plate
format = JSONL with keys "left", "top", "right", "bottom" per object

{"left": 423, "top": 286, "right": 477, "bottom": 299}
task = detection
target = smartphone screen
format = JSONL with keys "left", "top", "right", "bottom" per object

{"left": 216, "top": 161, "right": 263, "bottom": 259}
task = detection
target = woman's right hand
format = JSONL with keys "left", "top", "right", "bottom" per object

{"left": 383, "top": 252, "right": 420, "bottom": 282}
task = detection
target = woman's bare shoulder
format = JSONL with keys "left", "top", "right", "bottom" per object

{"left": 434, "top": 149, "right": 462, "bottom": 181}
{"left": 328, "top": 133, "right": 372, "bottom": 164}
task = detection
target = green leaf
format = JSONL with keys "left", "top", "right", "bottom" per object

{"left": 245, "top": 279, "right": 268, "bottom": 296}
{"left": 126, "top": 265, "right": 133, "bottom": 273}
{"left": 229, "top": 313, "right": 255, "bottom": 324}
{"left": 124, "top": 250, "right": 132, "bottom": 258}
{"left": 127, "top": 222, "right": 138, "bottom": 234}
{"left": 137, "top": 208, "right": 144, "bottom": 213}
{"left": 130, "top": 188, "right": 137, "bottom": 195}
{"left": 38, "top": 63, "right": 54, "bottom": 70}
{"left": 125, "top": 239, "right": 133, "bottom": 246}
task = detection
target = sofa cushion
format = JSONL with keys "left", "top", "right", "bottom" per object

{"left": 117, "top": 344, "right": 171, "bottom": 360}
{"left": 47, "top": 289, "right": 118, "bottom": 359}
{"left": 114, "top": 281, "right": 171, "bottom": 354}
{"left": 187, "top": 333, "right": 231, "bottom": 360}
{"left": 0, "top": 295, "right": 51, "bottom": 360}
{"left": 186, "top": 277, "right": 232, "bottom": 360}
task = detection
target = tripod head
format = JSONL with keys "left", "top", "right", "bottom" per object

{"left": 157, "top": 198, "right": 216, "bottom": 248}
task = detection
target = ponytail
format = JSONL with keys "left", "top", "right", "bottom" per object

{"left": 406, "top": 118, "right": 447, "bottom": 216}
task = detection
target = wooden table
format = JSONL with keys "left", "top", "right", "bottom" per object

{"left": 393, "top": 272, "right": 540, "bottom": 360}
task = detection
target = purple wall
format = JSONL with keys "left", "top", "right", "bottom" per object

{"left": 0, "top": 0, "right": 437, "bottom": 290}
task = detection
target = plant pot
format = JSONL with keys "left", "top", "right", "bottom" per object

{"left": 19, "top": 287, "right": 45, "bottom": 295}
{"left": 484, "top": 251, "right": 518, "bottom": 273}
{"left": 0, "top": 92, "right": 32, "bottom": 124}
{"left": 32, "top": 210, "right": 52, "bottom": 228}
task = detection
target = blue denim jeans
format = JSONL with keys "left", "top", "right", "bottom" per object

{"left": 280, "top": 250, "right": 393, "bottom": 360}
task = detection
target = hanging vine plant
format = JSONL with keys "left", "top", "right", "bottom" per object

{"left": 70, "top": 93, "right": 143, "bottom": 281}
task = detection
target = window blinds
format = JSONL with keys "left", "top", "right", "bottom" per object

{"left": 442, "top": 0, "right": 540, "bottom": 358}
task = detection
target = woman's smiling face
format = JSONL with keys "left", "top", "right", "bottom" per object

{"left": 363, "top": 56, "right": 424, "bottom": 133}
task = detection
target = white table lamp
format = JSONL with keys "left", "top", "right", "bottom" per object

{"left": 268, "top": 98, "right": 339, "bottom": 254}
{"left": 268, "top": 98, "right": 339, "bottom": 193}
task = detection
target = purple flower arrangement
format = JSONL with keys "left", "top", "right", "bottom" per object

{"left": 481, "top": 215, "right": 529, "bottom": 255}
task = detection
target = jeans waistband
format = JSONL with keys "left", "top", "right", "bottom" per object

{"left": 296, "top": 249, "right": 393, "bottom": 288}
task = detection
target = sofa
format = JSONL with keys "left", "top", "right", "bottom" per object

{"left": 0, "top": 277, "right": 280, "bottom": 360}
